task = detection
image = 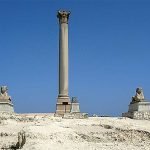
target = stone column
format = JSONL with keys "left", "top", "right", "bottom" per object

{"left": 56, "top": 10, "right": 71, "bottom": 115}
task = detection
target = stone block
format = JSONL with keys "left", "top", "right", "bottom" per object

{"left": 63, "top": 113, "right": 88, "bottom": 119}
{"left": 70, "top": 103, "right": 80, "bottom": 113}
{"left": 0, "top": 102, "right": 14, "bottom": 112}
{"left": 56, "top": 103, "right": 71, "bottom": 115}
{"left": 122, "top": 111, "right": 150, "bottom": 120}
{"left": 122, "top": 101, "right": 150, "bottom": 120}
{"left": 56, "top": 97, "right": 71, "bottom": 115}
{"left": 128, "top": 101, "right": 150, "bottom": 112}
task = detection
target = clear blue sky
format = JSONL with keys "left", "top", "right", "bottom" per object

{"left": 0, "top": 0, "right": 150, "bottom": 116}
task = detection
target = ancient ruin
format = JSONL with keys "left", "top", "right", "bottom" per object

{"left": 56, "top": 10, "right": 80, "bottom": 115}
{"left": 70, "top": 97, "right": 80, "bottom": 113}
{"left": 122, "top": 87, "right": 150, "bottom": 120}
{"left": 56, "top": 10, "right": 71, "bottom": 115}
{"left": 131, "top": 87, "right": 145, "bottom": 103}
{"left": 0, "top": 86, "right": 14, "bottom": 112}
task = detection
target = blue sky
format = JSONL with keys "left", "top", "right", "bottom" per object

{"left": 0, "top": 0, "right": 150, "bottom": 116}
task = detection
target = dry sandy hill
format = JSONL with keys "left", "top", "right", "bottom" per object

{"left": 0, "top": 112, "right": 150, "bottom": 150}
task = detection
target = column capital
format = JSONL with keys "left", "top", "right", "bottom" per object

{"left": 57, "top": 10, "right": 70, "bottom": 24}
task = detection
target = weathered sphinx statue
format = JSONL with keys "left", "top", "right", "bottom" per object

{"left": 0, "top": 86, "right": 11, "bottom": 101}
{"left": 71, "top": 97, "right": 78, "bottom": 103}
{"left": 0, "top": 86, "right": 14, "bottom": 112}
{"left": 131, "top": 87, "right": 145, "bottom": 103}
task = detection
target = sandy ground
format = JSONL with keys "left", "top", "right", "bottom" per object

{"left": 0, "top": 112, "right": 150, "bottom": 150}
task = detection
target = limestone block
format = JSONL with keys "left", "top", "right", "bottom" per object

{"left": 128, "top": 101, "right": 150, "bottom": 112}
{"left": 0, "top": 102, "right": 14, "bottom": 112}
{"left": 122, "top": 111, "right": 150, "bottom": 120}
{"left": 63, "top": 113, "right": 88, "bottom": 119}
{"left": 70, "top": 103, "right": 80, "bottom": 113}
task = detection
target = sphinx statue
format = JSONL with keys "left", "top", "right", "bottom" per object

{"left": 131, "top": 87, "right": 144, "bottom": 103}
{"left": 71, "top": 97, "right": 78, "bottom": 103}
{"left": 123, "top": 87, "right": 150, "bottom": 119}
{"left": 0, "top": 86, "right": 14, "bottom": 112}
{"left": 0, "top": 86, "right": 11, "bottom": 101}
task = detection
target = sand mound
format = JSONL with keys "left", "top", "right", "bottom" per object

{"left": 0, "top": 112, "right": 150, "bottom": 150}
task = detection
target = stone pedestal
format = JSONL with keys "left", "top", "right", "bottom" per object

{"left": 122, "top": 101, "right": 150, "bottom": 120}
{"left": 129, "top": 101, "right": 150, "bottom": 112}
{"left": 71, "top": 103, "right": 80, "bottom": 113}
{"left": 56, "top": 97, "right": 71, "bottom": 115}
{"left": 0, "top": 98, "right": 14, "bottom": 112}
{"left": 122, "top": 111, "right": 150, "bottom": 120}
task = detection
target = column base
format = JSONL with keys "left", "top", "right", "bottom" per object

{"left": 56, "top": 96, "right": 71, "bottom": 115}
